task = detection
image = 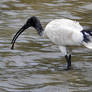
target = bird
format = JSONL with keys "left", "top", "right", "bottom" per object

{"left": 11, "top": 16, "right": 92, "bottom": 70}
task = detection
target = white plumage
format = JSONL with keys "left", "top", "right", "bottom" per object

{"left": 44, "top": 19, "right": 83, "bottom": 45}
{"left": 11, "top": 16, "right": 92, "bottom": 70}
{"left": 43, "top": 19, "right": 84, "bottom": 55}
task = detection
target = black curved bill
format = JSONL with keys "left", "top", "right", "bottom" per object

{"left": 11, "top": 24, "right": 29, "bottom": 49}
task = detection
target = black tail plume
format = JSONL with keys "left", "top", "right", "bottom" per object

{"left": 81, "top": 29, "right": 92, "bottom": 49}
{"left": 81, "top": 29, "right": 92, "bottom": 43}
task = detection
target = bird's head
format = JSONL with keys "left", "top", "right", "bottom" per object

{"left": 11, "top": 16, "right": 43, "bottom": 49}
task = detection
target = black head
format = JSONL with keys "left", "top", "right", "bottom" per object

{"left": 11, "top": 16, "right": 43, "bottom": 49}
{"left": 26, "top": 16, "right": 40, "bottom": 28}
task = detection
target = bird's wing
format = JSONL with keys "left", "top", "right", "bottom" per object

{"left": 56, "top": 19, "right": 83, "bottom": 31}
{"left": 44, "top": 19, "right": 83, "bottom": 45}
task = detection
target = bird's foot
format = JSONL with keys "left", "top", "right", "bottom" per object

{"left": 64, "top": 65, "right": 72, "bottom": 70}
{"left": 64, "top": 67, "right": 71, "bottom": 70}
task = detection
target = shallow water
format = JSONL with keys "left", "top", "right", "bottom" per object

{"left": 0, "top": 0, "right": 92, "bottom": 92}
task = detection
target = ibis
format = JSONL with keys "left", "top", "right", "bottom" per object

{"left": 11, "top": 16, "right": 92, "bottom": 70}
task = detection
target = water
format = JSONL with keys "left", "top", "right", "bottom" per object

{"left": 0, "top": 0, "right": 92, "bottom": 92}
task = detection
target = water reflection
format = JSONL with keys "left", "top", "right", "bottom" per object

{"left": 0, "top": 0, "right": 92, "bottom": 92}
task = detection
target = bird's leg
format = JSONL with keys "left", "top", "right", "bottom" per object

{"left": 65, "top": 54, "right": 71, "bottom": 70}
{"left": 68, "top": 54, "right": 71, "bottom": 67}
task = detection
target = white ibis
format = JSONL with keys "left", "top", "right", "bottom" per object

{"left": 11, "top": 16, "right": 92, "bottom": 70}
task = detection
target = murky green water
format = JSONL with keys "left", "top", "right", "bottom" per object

{"left": 0, "top": 0, "right": 92, "bottom": 92}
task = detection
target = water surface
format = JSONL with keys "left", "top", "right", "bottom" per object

{"left": 0, "top": 0, "right": 92, "bottom": 92}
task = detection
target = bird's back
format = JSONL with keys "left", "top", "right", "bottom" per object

{"left": 43, "top": 19, "right": 83, "bottom": 46}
